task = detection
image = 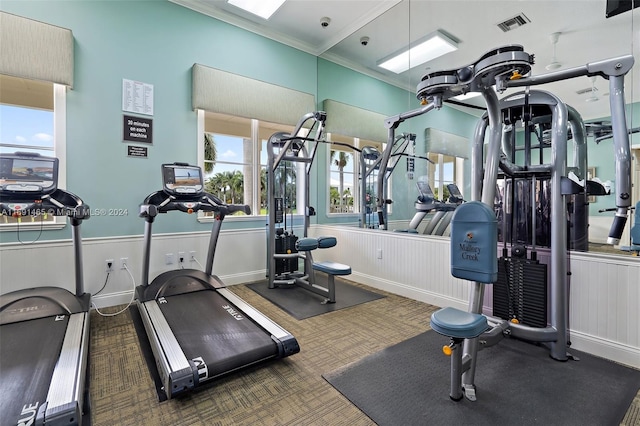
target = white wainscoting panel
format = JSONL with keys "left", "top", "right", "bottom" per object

{"left": 0, "top": 229, "right": 267, "bottom": 308}
{"left": 2, "top": 224, "right": 637, "bottom": 368}
{"left": 310, "top": 225, "right": 640, "bottom": 369}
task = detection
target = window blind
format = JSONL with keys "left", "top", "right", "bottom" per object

{"left": 0, "top": 12, "right": 74, "bottom": 87}
{"left": 192, "top": 64, "right": 315, "bottom": 126}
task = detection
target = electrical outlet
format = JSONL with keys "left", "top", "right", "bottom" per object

{"left": 165, "top": 253, "right": 175, "bottom": 265}
{"left": 377, "top": 249, "right": 382, "bottom": 260}
{"left": 189, "top": 251, "right": 197, "bottom": 261}
{"left": 178, "top": 251, "right": 185, "bottom": 264}
{"left": 120, "top": 257, "right": 128, "bottom": 270}
{"left": 105, "top": 259, "right": 114, "bottom": 272}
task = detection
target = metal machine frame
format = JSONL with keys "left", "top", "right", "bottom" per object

{"left": 266, "top": 112, "right": 339, "bottom": 301}
{"left": 382, "top": 45, "right": 634, "bottom": 401}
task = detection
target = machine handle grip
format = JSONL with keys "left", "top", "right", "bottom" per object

{"left": 227, "top": 204, "right": 251, "bottom": 215}
{"left": 607, "top": 214, "right": 628, "bottom": 245}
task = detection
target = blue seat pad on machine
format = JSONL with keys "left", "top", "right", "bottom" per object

{"left": 296, "top": 237, "right": 319, "bottom": 251}
{"left": 430, "top": 306, "right": 489, "bottom": 339}
{"left": 313, "top": 261, "right": 351, "bottom": 275}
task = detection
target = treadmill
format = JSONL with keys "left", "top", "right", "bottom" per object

{"left": 0, "top": 152, "right": 91, "bottom": 426}
{"left": 136, "top": 162, "right": 300, "bottom": 399}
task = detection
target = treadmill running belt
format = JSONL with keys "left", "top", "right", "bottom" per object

{"left": 0, "top": 316, "right": 69, "bottom": 425}
{"left": 159, "top": 290, "right": 278, "bottom": 380}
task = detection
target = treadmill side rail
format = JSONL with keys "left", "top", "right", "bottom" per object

{"left": 138, "top": 300, "right": 195, "bottom": 398}
{"left": 217, "top": 288, "right": 300, "bottom": 356}
{"left": 41, "top": 311, "right": 90, "bottom": 425}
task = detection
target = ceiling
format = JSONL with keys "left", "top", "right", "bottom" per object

{"left": 171, "top": 0, "right": 639, "bottom": 121}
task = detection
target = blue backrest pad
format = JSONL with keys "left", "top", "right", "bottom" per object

{"left": 296, "top": 237, "right": 319, "bottom": 251}
{"left": 450, "top": 201, "right": 498, "bottom": 283}
{"left": 317, "top": 236, "right": 337, "bottom": 249}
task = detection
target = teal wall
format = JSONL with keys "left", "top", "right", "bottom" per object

{"left": 2, "top": 1, "right": 634, "bottom": 242}
{"left": 0, "top": 0, "right": 317, "bottom": 241}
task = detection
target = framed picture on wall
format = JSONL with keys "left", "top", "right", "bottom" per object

{"left": 587, "top": 167, "right": 596, "bottom": 203}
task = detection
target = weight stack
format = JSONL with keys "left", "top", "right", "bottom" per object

{"left": 493, "top": 256, "right": 547, "bottom": 328}
{"left": 275, "top": 233, "right": 298, "bottom": 275}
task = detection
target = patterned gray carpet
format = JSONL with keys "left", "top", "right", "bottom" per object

{"left": 88, "top": 281, "right": 640, "bottom": 425}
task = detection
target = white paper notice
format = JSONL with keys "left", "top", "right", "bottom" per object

{"left": 122, "top": 79, "right": 154, "bottom": 116}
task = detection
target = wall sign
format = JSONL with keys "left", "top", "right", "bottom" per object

{"left": 122, "top": 79, "right": 154, "bottom": 115}
{"left": 123, "top": 115, "right": 153, "bottom": 144}
{"left": 127, "top": 145, "right": 148, "bottom": 158}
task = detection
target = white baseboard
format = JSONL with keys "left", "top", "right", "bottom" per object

{"left": 89, "top": 270, "right": 266, "bottom": 309}
{"left": 569, "top": 330, "right": 640, "bottom": 370}
{"left": 350, "top": 271, "right": 469, "bottom": 312}
{"left": 350, "top": 272, "right": 639, "bottom": 370}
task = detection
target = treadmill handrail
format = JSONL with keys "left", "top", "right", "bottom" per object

{"left": 0, "top": 188, "right": 89, "bottom": 220}
{"left": 139, "top": 190, "right": 250, "bottom": 219}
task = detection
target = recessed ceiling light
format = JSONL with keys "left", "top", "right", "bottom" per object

{"left": 378, "top": 30, "right": 458, "bottom": 74}
{"left": 227, "top": 0, "right": 286, "bottom": 20}
{"left": 452, "top": 92, "right": 482, "bottom": 101}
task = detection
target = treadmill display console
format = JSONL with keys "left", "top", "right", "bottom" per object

{"left": 162, "top": 163, "right": 204, "bottom": 196}
{"left": 0, "top": 153, "right": 58, "bottom": 195}
{"left": 417, "top": 181, "right": 435, "bottom": 199}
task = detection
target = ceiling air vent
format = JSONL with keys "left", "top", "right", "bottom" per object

{"left": 497, "top": 13, "right": 531, "bottom": 32}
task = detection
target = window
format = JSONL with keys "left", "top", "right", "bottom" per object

{"left": 329, "top": 139, "right": 356, "bottom": 214}
{"left": 427, "top": 153, "right": 464, "bottom": 201}
{"left": 198, "top": 111, "right": 294, "bottom": 218}
{"left": 327, "top": 133, "right": 383, "bottom": 216}
{"left": 0, "top": 74, "right": 66, "bottom": 230}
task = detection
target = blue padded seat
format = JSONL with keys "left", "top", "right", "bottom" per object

{"left": 313, "top": 261, "right": 351, "bottom": 276}
{"left": 296, "top": 237, "right": 319, "bottom": 251}
{"left": 430, "top": 307, "right": 489, "bottom": 339}
{"left": 316, "top": 236, "right": 337, "bottom": 249}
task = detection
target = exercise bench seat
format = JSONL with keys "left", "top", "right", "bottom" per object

{"left": 430, "top": 307, "right": 488, "bottom": 339}
{"left": 295, "top": 236, "right": 351, "bottom": 304}
{"left": 313, "top": 261, "right": 351, "bottom": 276}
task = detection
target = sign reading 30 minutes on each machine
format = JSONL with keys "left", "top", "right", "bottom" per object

{"left": 123, "top": 115, "right": 153, "bottom": 144}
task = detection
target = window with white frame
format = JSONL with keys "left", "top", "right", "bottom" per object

{"left": 327, "top": 133, "right": 384, "bottom": 215}
{"left": 0, "top": 74, "right": 67, "bottom": 229}
{"left": 198, "top": 111, "right": 295, "bottom": 218}
{"left": 427, "top": 153, "right": 464, "bottom": 201}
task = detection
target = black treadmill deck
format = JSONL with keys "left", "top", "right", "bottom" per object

{"left": 158, "top": 289, "right": 278, "bottom": 381}
{"left": 0, "top": 316, "right": 68, "bottom": 425}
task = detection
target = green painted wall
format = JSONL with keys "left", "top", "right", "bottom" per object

{"left": 0, "top": 0, "right": 317, "bottom": 241}
{"left": 2, "top": 1, "right": 635, "bottom": 242}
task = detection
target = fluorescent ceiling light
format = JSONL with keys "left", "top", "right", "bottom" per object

{"left": 378, "top": 30, "right": 458, "bottom": 74}
{"left": 227, "top": 0, "right": 286, "bottom": 20}
{"left": 452, "top": 92, "right": 482, "bottom": 101}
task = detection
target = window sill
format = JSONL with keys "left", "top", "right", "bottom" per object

{"left": 197, "top": 214, "right": 267, "bottom": 224}
{"left": 0, "top": 222, "right": 66, "bottom": 232}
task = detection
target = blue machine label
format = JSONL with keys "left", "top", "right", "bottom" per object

{"left": 459, "top": 236, "right": 481, "bottom": 261}
{"left": 450, "top": 202, "right": 498, "bottom": 283}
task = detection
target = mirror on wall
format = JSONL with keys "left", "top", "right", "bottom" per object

{"left": 317, "top": 0, "right": 638, "bottom": 256}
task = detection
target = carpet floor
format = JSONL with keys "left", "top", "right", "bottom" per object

{"left": 88, "top": 280, "right": 640, "bottom": 425}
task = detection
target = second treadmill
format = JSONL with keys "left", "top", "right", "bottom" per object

{"left": 135, "top": 162, "right": 299, "bottom": 399}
